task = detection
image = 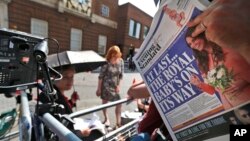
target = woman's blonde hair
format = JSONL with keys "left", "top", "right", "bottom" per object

{"left": 105, "top": 45, "right": 122, "bottom": 61}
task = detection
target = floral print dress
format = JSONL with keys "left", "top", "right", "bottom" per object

{"left": 98, "top": 59, "right": 124, "bottom": 101}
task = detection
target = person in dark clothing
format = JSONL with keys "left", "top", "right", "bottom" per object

{"left": 39, "top": 65, "right": 79, "bottom": 114}
{"left": 127, "top": 81, "right": 172, "bottom": 141}
{"left": 39, "top": 65, "right": 92, "bottom": 139}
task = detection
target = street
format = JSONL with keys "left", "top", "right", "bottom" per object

{"left": 70, "top": 71, "right": 143, "bottom": 126}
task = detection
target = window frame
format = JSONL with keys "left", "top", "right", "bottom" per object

{"left": 31, "top": 18, "right": 48, "bottom": 37}
{"left": 101, "top": 4, "right": 109, "bottom": 17}
{"left": 143, "top": 26, "right": 149, "bottom": 39}
{"left": 98, "top": 35, "right": 107, "bottom": 55}
{"left": 128, "top": 19, "right": 141, "bottom": 39}
{"left": 70, "top": 28, "right": 82, "bottom": 51}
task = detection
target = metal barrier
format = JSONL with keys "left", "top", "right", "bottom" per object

{"left": 69, "top": 98, "right": 140, "bottom": 140}
{"left": 95, "top": 118, "right": 139, "bottom": 141}
{"left": 1, "top": 98, "right": 140, "bottom": 140}
{"left": 0, "top": 131, "right": 19, "bottom": 141}
{"left": 70, "top": 98, "right": 133, "bottom": 118}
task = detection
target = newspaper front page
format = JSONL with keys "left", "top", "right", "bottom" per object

{"left": 133, "top": 0, "right": 250, "bottom": 140}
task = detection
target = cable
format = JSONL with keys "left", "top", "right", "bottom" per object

{"left": 35, "top": 37, "right": 61, "bottom": 113}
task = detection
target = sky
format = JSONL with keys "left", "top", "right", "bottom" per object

{"left": 118, "top": 0, "right": 159, "bottom": 17}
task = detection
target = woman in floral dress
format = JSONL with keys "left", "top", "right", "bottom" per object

{"left": 185, "top": 27, "right": 250, "bottom": 110}
{"left": 96, "top": 45, "right": 124, "bottom": 129}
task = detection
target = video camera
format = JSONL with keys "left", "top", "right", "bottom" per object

{"left": 0, "top": 28, "right": 51, "bottom": 93}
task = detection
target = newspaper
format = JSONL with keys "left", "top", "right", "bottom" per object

{"left": 73, "top": 113, "right": 106, "bottom": 135}
{"left": 133, "top": 0, "right": 250, "bottom": 140}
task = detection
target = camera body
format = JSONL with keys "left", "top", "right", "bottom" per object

{"left": 0, "top": 28, "right": 43, "bottom": 93}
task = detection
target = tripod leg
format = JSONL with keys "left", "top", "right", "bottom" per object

{"left": 19, "top": 90, "right": 32, "bottom": 141}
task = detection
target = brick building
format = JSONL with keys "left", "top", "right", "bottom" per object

{"left": 0, "top": 0, "right": 153, "bottom": 58}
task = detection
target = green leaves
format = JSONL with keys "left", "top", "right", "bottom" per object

{"left": 206, "top": 65, "right": 234, "bottom": 91}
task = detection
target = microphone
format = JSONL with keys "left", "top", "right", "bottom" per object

{"left": 34, "top": 40, "right": 48, "bottom": 63}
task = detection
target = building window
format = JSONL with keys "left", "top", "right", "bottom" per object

{"left": 101, "top": 4, "right": 109, "bottom": 17}
{"left": 70, "top": 28, "right": 82, "bottom": 51}
{"left": 31, "top": 18, "right": 48, "bottom": 37}
{"left": 128, "top": 19, "right": 141, "bottom": 39}
{"left": 143, "top": 26, "right": 149, "bottom": 39}
{"left": 98, "top": 35, "right": 107, "bottom": 55}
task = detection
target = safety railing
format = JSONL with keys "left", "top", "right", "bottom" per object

{"left": 0, "top": 98, "right": 140, "bottom": 141}
{"left": 95, "top": 118, "right": 139, "bottom": 141}
{"left": 70, "top": 98, "right": 132, "bottom": 118}
{"left": 69, "top": 98, "right": 140, "bottom": 140}
{"left": 0, "top": 131, "right": 19, "bottom": 141}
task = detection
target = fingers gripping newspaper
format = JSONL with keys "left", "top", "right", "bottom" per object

{"left": 134, "top": 0, "right": 250, "bottom": 140}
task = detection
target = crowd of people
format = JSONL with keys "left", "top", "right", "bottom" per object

{"left": 27, "top": 0, "right": 250, "bottom": 140}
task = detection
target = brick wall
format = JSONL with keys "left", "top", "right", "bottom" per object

{"left": 92, "top": 0, "right": 119, "bottom": 21}
{"left": 8, "top": 0, "right": 117, "bottom": 55}
{"left": 7, "top": 0, "right": 152, "bottom": 58}
{"left": 118, "top": 3, "right": 152, "bottom": 57}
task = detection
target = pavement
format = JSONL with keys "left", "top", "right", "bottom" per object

{"left": 0, "top": 67, "right": 143, "bottom": 140}
{"left": 69, "top": 69, "right": 143, "bottom": 127}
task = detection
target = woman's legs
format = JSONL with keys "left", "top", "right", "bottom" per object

{"left": 115, "top": 104, "right": 122, "bottom": 127}
{"left": 102, "top": 99, "right": 110, "bottom": 126}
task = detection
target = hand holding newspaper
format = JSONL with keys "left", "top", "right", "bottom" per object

{"left": 134, "top": 0, "right": 250, "bottom": 140}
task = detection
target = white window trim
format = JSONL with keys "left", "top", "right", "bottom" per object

{"left": 135, "top": 23, "right": 141, "bottom": 38}
{"left": 128, "top": 19, "right": 141, "bottom": 39}
{"left": 101, "top": 4, "right": 109, "bottom": 17}
{"left": 129, "top": 19, "right": 134, "bottom": 37}
{"left": 31, "top": 18, "right": 48, "bottom": 37}
{"left": 143, "top": 26, "right": 149, "bottom": 39}
{"left": 0, "top": 3, "right": 9, "bottom": 28}
{"left": 98, "top": 35, "right": 107, "bottom": 55}
{"left": 70, "top": 28, "right": 82, "bottom": 51}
